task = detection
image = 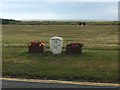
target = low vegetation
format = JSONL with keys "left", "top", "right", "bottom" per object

{"left": 2, "top": 23, "right": 118, "bottom": 83}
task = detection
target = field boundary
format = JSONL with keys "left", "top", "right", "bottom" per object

{"left": 0, "top": 78, "right": 119, "bottom": 87}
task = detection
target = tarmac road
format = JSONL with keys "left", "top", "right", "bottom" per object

{"left": 2, "top": 80, "right": 119, "bottom": 88}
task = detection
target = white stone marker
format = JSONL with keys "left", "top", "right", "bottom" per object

{"left": 50, "top": 36, "right": 63, "bottom": 54}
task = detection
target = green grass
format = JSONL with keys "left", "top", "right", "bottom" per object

{"left": 2, "top": 25, "right": 118, "bottom": 83}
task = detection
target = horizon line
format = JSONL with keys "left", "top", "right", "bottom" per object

{"left": 1, "top": 18, "right": 118, "bottom": 22}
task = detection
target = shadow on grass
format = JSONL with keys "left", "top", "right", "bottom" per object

{"left": 21, "top": 49, "right": 85, "bottom": 58}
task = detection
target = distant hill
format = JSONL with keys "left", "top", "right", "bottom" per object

{"left": 0, "top": 18, "right": 118, "bottom": 25}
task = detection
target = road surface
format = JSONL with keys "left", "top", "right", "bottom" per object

{"left": 2, "top": 80, "right": 119, "bottom": 88}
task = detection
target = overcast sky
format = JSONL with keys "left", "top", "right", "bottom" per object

{"left": 0, "top": 1, "right": 118, "bottom": 21}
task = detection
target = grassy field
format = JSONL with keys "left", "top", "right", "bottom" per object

{"left": 2, "top": 25, "right": 118, "bottom": 83}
